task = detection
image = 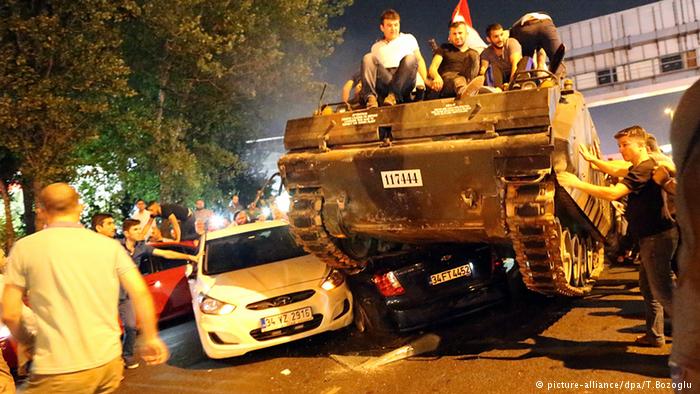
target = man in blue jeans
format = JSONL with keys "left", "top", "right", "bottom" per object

{"left": 558, "top": 125, "right": 677, "bottom": 347}
{"left": 361, "top": 9, "right": 428, "bottom": 108}
{"left": 120, "top": 219, "right": 198, "bottom": 367}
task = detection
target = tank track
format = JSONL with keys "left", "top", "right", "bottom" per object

{"left": 505, "top": 179, "right": 605, "bottom": 296}
{"left": 287, "top": 188, "right": 364, "bottom": 270}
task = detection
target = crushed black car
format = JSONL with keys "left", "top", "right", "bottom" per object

{"left": 348, "top": 244, "right": 517, "bottom": 334}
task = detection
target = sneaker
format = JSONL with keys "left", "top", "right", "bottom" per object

{"left": 383, "top": 92, "right": 397, "bottom": 106}
{"left": 366, "top": 95, "right": 378, "bottom": 109}
{"left": 633, "top": 334, "right": 664, "bottom": 348}
{"left": 124, "top": 356, "right": 140, "bottom": 369}
{"left": 478, "top": 86, "right": 501, "bottom": 94}
{"left": 457, "top": 76, "right": 485, "bottom": 99}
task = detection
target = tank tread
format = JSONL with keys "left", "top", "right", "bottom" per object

{"left": 287, "top": 188, "right": 364, "bottom": 270}
{"left": 505, "top": 179, "right": 605, "bottom": 296}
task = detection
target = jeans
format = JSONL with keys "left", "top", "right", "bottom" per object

{"left": 361, "top": 53, "right": 418, "bottom": 103}
{"left": 118, "top": 297, "right": 137, "bottom": 358}
{"left": 510, "top": 19, "right": 566, "bottom": 77}
{"left": 489, "top": 56, "right": 530, "bottom": 87}
{"left": 638, "top": 227, "right": 678, "bottom": 340}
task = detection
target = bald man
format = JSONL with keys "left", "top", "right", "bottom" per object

{"left": 2, "top": 183, "right": 168, "bottom": 393}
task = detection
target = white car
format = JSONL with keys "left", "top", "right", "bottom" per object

{"left": 189, "top": 220, "right": 353, "bottom": 358}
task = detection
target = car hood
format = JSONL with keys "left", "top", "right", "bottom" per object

{"left": 201, "top": 254, "right": 328, "bottom": 298}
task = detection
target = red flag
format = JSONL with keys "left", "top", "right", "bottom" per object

{"left": 451, "top": 0, "right": 473, "bottom": 27}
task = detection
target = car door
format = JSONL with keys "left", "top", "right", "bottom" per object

{"left": 140, "top": 243, "right": 195, "bottom": 321}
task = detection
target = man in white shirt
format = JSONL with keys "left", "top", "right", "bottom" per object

{"left": 131, "top": 199, "right": 154, "bottom": 240}
{"left": 361, "top": 9, "right": 428, "bottom": 108}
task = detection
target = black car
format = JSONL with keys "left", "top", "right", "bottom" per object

{"left": 348, "top": 244, "right": 515, "bottom": 334}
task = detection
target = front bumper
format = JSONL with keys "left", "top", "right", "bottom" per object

{"left": 194, "top": 285, "right": 353, "bottom": 359}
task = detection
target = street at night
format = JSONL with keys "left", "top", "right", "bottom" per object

{"left": 2, "top": 0, "right": 700, "bottom": 392}
{"left": 118, "top": 265, "right": 674, "bottom": 393}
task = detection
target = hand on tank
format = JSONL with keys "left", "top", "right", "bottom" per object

{"left": 557, "top": 172, "right": 581, "bottom": 188}
{"left": 578, "top": 144, "right": 598, "bottom": 163}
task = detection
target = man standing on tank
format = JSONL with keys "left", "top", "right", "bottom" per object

{"left": 427, "top": 21, "right": 483, "bottom": 99}
{"left": 558, "top": 125, "right": 677, "bottom": 348}
{"left": 510, "top": 12, "right": 565, "bottom": 77}
{"left": 361, "top": 9, "right": 428, "bottom": 108}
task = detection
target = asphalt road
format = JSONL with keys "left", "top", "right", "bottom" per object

{"left": 117, "top": 264, "right": 674, "bottom": 394}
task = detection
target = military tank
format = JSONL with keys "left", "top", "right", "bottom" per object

{"left": 278, "top": 74, "right": 616, "bottom": 297}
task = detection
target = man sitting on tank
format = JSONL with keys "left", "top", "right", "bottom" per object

{"left": 426, "top": 21, "right": 484, "bottom": 99}
{"left": 360, "top": 9, "right": 428, "bottom": 109}
{"left": 479, "top": 23, "right": 527, "bottom": 90}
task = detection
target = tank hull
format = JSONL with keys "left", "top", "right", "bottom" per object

{"left": 279, "top": 87, "right": 615, "bottom": 296}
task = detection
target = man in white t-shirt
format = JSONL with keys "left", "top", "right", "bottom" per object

{"left": 361, "top": 9, "right": 428, "bottom": 108}
{"left": 131, "top": 199, "right": 154, "bottom": 240}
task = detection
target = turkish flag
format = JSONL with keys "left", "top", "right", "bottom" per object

{"left": 451, "top": 0, "right": 473, "bottom": 27}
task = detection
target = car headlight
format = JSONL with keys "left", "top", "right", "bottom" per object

{"left": 320, "top": 269, "right": 344, "bottom": 291}
{"left": 197, "top": 293, "right": 236, "bottom": 315}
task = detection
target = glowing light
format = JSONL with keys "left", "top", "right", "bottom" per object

{"left": 0, "top": 325, "right": 10, "bottom": 339}
{"left": 275, "top": 191, "right": 290, "bottom": 213}
{"left": 262, "top": 207, "right": 271, "bottom": 217}
{"left": 210, "top": 215, "right": 226, "bottom": 229}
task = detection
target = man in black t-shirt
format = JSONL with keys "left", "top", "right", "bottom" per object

{"left": 146, "top": 201, "right": 198, "bottom": 242}
{"left": 427, "top": 21, "right": 483, "bottom": 99}
{"left": 558, "top": 125, "right": 677, "bottom": 348}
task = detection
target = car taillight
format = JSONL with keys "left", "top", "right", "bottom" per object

{"left": 372, "top": 271, "right": 405, "bottom": 297}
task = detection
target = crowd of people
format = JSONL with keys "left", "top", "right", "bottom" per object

{"left": 0, "top": 190, "right": 286, "bottom": 392}
{"left": 344, "top": 9, "right": 564, "bottom": 109}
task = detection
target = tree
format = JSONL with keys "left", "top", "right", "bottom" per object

{"left": 117, "top": 0, "right": 351, "bottom": 204}
{"left": 0, "top": 148, "right": 20, "bottom": 250}
{"left": 0, "top": 0, "right": 137, "bottom": 232}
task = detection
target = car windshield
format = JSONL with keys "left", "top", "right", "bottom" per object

{"left": 204, "top": 225, "right": 308, "bottom": 275}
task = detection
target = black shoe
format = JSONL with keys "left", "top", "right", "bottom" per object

{"left": 124, "top": 356, "right": 140, "bottom": 369}
{"left": 634, "top": 335, "right": 664, "bottom": 348}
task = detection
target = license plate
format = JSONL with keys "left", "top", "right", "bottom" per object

{"left": 430, "top": 264, "right": 473, "bottom": 285}
{"left": 260, "top": 307, "right": 313, "bottom": 332}
{"left": 381, "top": 169, "right": 423, "bottom": 189}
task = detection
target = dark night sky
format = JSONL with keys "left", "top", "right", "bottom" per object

{"left": 313, "top": 0, "right": 684, "bottom": 154}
